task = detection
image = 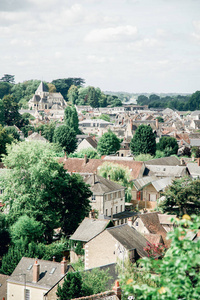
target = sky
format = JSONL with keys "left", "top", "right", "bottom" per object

{"left": 0, "top": 0, "right": 200, "bottom": 93}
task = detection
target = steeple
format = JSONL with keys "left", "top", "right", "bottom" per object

{"left": 36, "top": 81, "right": 48, "bottom": 94}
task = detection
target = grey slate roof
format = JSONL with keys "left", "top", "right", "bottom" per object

{"left": 85, "top": 174, "right": 125, "bottom": 195}
{"left": 144, "top": 165, "right": 188, "bottom": 178}
{"left": 133, "top": 176, "right": 157, "bottom": 190}
{"left": 145, "top": 156, "right": 180, "bottom": 166}
{"left": 85, "top": 136, "right": 98, "bottom": 149}
{"left": 152, "top": 177, "right": 173, "bottom": 191}
{"left": 70, "top": 217, "right": 112, "bottom": 242}
{"left": 187, "top": 162, "right": 200, "bottom": 178}
{"left": 8, "top": 257, "right": 73, "bottom": 290}
{"left": 36, "top": 81, "right": 48, "bottom": 93}
{"left": 26, "top": 132, "right": 48, "bottom": 142}
{"left": 107, "top": 224, "right": 149, "bottom": 257}
{"left": 190, "top": 139, "right": 200, "bottom": 147}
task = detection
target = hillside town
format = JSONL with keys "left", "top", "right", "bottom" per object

{"left": 0, "top": 77, "right": 199, "bottom": 300}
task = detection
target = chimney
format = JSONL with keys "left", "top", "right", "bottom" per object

{"left": 64, "top": 152, "right": 67, "bottom": 161}
{"left": 39, "top": 131, "right": 42, "bottom": 136}
{"left": 53, "top": 256, "right": 56, "bottom": 262}
{"left": 156, "top": 118, "right": 159, "bottom": 129}
{"left": 130, "top": 119, "right": 133, "bottom": 131}
{"left": 180, "top": 158, "right": 185, "bottom": 166}
{"left": 84, "top": 154, "right": 88, "bottom": 164}
{"left": 28, "top": 130, "right": 33, "bottom": 136}
{"left": 127, "top": 218, "right": 132, "bottom": 227}
{"left": 92, "top": 173, "right": 96, "bottom": 185}
{"left": 61, "top": 257, "right": 68, "bottom": 275}
{"left": 112, "top": 280, "right": 122, "bottom": 300}
{"left": 33, "top": 259, "right": 40, "bottom": 283}
{"left": 108, "top": 174, "right": 111, "bottom": 180}
{"left": 198, "top": 158, "right": 200, "bottom": 167}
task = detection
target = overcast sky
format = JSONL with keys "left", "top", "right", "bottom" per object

{"left": 0, "top": 0, "right": 200, "bottom": 93}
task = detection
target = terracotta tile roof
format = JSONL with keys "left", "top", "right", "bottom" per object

{"left": 139, "top": 212, "right": 170, "bottom": 247}
{"left": 58, "top": 158, "right": 144, "bottom": 180}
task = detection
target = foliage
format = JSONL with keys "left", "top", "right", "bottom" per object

{"left": 156, "top": 116, "right": 164, "bottom": 123}
{"left": 122, "top": 215, "right": 200, "bottom": 299}
{"left": 10, "top": 215, "right": 44, "bottom": 244}
{"left": 82, "top": 268, "right": 113, "bottom": 295}
{"left": 0, "top": 82, "right": 12, "bottom": 99}
{"left": 157, "top": 136, "right": 178, "bottom": 156}
{"left": 191, "top": 146, "right": 200, "bottom": 158}
{"left": 53, "top": 125, "right": 77, "bottom": 154}
{"left": 52, "top": 78, "right": 85, "bottom": 100}
{"left": 1, "top": 142, "right": 91, "bottom": 242}
{"left": 154, "top": 150, "right": 165, "bottom": 158}
{"left": 134, "top": 154, "right": 153, "bottom": 161}
{"left": 182, "top": 146, "right": 191, "bottom": 157}
{"left": 4, "top": 126, "right": 20, "bottom": 141}
{"left": 71, "top": 259, "right": 84, "bottom": 272}
{"left": 0, "top": 124, "right": 13, "bottom": 160}
{"left": 0, "top": 94, "right": 21, "bottom": 127}
{"left": 159, "top": 177, "right": 200, "bottom": 217}
{"left": 0, "top": 74, "right": 15, "bottom": 84}
{"left": 144, "top": 242, "right": 167, "bottom": 258}
{"left": 98, "top": 162, "right": 132, "bottom": 201}
{"left": 97, "top": 130, "right": 121, "bottom": 156}
{"left": 0, "top": 213, "right": 10, "bottom": 257}
{"left": 130, "top": 124, "right": 156, "bottom": 156}
{"left": 57, "top": 271, "right": 90, "bottom": 300}
{"left": 35, "top": 122, "right": 56, "bottom": 142}
{"left": 64, "top": 105, "right": 80, "bottom": 134}
{"left": 188, "top": 90, "right": 200, "bottom": 110}
{"left": 69, "top": 148, "right": 100, "bottom": 159}
{"left": 67, "top": 85, "right": 79, "bottom": 104}
{"left": 98, "top": 114, "right": 111, "bottom": 122}
{"left": 22, "top": 112, "right": 35, "bottom": 120}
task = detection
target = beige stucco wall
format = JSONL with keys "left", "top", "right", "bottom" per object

{"left": 7, "top": 282, "right": 48, "bottom": 300}
{"left": 132, "top": 217, "right": 149, "bottom": 234}
{"left": 76, "top": 140, "right": 95, "bottom": 152}
{"left": 85, "top": 230, "right": 128, "bottom": 270}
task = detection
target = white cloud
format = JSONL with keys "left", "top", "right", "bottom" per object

{"left": 85, "top": 25, "right": 138, "bottom": 43}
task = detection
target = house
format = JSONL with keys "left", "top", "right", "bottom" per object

{"left": 0, "top": 274, "right": 9, "bottom": 300}
{"left": 28, "top": 82, "right": 67, "bottom": 110}
{"left": 187, "top": 159, "right": 200, "bottom": 178}
{"left": 131, "top": 176, "right": 173, "bottom": 210}
{"left": 76, "top": 136, "right": 97, "bottom": 152}
{"left": 25, "top": 132, "right": 48, "bottom": 143}
{"left": 79, "top": 119, "right": 113, "bottom": 136}
{"left": 7, "top": 257, "right": 74, "bottom": 300}
{"left": 132, "top": 212, "right": 174, "bottom": 247}
{"left": 70, "top": 217, "right": 113, "bottom": 263}
{"left": 59, "top": 157, "right": 145, "bottom": 180}
{"left": 84, "top": 174, "right": 126, "bottom": 218}
{"left": 84, "top": 224, "right": 149, "bottom": 269}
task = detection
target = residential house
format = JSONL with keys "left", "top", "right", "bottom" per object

{"left": 25, "top": 132, "right": 48, "bottom": 143}
{"left": 0, "top": 274, "right": 9, "bottom": 300}
{"left": 131, "top": 176, "right": 173, "bottom": 210}
{"left": 132, "top": 212, "right": 173, "bottom": 247}
{"left": 59, "top": 157, "right": 145, "bottom": 180}
{"left": 70, "top": 217, "right": 113, "bottom": 263}
{"left": 84, "top": 174, "right": 126, "bottom": 218}
{"left": 28, "top": 82, "right": 67, "bottom": 110}
{"left": 79, "top": 119, "right": 113, "bottom": 136}
{"left": 76, "top": 136, "right": 97, "bottom": 153}
{"left": 84, "top": 224, "right": 149, "bottom": 269}
{"left": 7, "top": 257, "right": 74, "bottom": 300}
{"left": 187, "top": 159, "right": 200, "bottom": 178}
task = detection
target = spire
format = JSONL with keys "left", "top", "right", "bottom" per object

{"left": 36, "top": 81, "right": 48, "bottom": 93}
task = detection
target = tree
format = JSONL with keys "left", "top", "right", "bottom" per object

{"left": 159, "top": 177, "right": 200, "bottom": 217}
{"left": 69, "top": 148, "right": 100, "bottom": 159}
{"left": 122, "top": 215, "right": 200, "bottom": 300}
{"left": 130, "top": 125, "right": 156, "bottom": 156}
{"left": 87, "top": 86, "right": 99, "bottom": 108}
{"left": 0, "top": 74, "right": 15, "bottom": 84}
{"left": 67, "top": 85, "right": 79, "bottom": 104}
{"left": 0, "top": 124, "right": 13, "bottom": 160}
{"left": 53, "top": 125, "right": 77, "bottom": 154}
{"left": 57, "top": 272, "right": 89, "bottom": 300}
{"left": 64, "top": 105, "right": 79, "bottom": 134}
{"left": 0, "top": 82, "right": 11, "bottom": 99}
{"left": 97, "top": 130, "right": 121, "bottom": 156}
{"left": 1, "top": 142, "right": 91, "bottom": 242}
{"left": 52, "top": 78, "right": 85, "bottom": 100}
{"left": 156, "top": 116, "right": 164, "bottom": 123}
{"left": 182, "top": 147, "right": 191, "bottom": 157}
{"left": 4, "top": 126, "right": 20, "bottom": 141}
{"left": 188, "top": 90, "right": 200, "bottom": 110}
{"left": 157, "top": 136, "right": 178, "bottom": 156}
{"left": 10, "top": 215, "right": 44, "bottom": 244}
{"left": 0, "top": 94, "right": 21, "bottom": 127}
{"left": 0, "top": 214, "right": 10, "bottom": 257}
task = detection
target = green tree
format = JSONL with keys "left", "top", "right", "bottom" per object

{"left": 0, "top": 74, "right": 15, "bottom": 84}
{"left": 87, "top": 86, "right": 99, "bottom": 108}
{"left": 4, "top": 126, "right": 20, "bottom": 141}
{"left": 159, "top": 177, "right": 200, "bottom": 217}
{"left": 0, "top": 124, "right": 13, "bottom": 160}
{"left": 122, "top": 215, "right": 200, "bottom": 300}
{"left": 69, "top": 148, "right": 100, "bottom": 159}
{"left": 57, "top": 272, "right": 89, "bottom": 300}
{"left": 1, "top": 142, "right": 91, "bottom": 242}
{"left": 0, "top": 82, "right": 11, "bottom": 99}
{"left": 10, "top": 215, "right": 44, "bottom": 244}
{"left": 157, "top": 136, "right": 178, "bottom": 156}
{"left": 0, "top": 214, "right": 10, "bottom": 257}
{"left": 64, "top": 105, "right": 79, "bottom": 134}
{"left": 52, "top": 78, "right": 85, "bottom": 100}
{"left": 98, "top": 114, "right": 110, "bottom": 122}
{"left": 188, "top": 90, "right": 200, "bottom": 110}
{"left": 156, "top": 116, "right": 164, "bottom": 123}
{"left": 97, "top": 130, "right": 121, "bottom": 156}
{"left": 0, "top": 94, "right": 21, "bottom": 127}
{"left": 53, "top": 125, "right": 77, "bottom": 154}
{"left": 130, "top": 124, "right": 156, "bottom": 156}
{"left": 67, "top": 85, "right": 79, "bottom": 104}
{"left": 182, "top": 147, "right": 191, "bottom": 157}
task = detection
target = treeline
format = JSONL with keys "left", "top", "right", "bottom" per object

{"left": 0, "top": 74, "right": 122, "bottom": 109}
{"left": 137, "top": 92, "right": 200, "bottom": 111}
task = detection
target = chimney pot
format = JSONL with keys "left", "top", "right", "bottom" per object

{"left": 112, "top": 280, "right": 121, "bottom": 300}
{"left": 108, "top": 174, "right": 111, "bottom": 180}
{"left": 53, "top": 256, "right": 56, "bottom": 262}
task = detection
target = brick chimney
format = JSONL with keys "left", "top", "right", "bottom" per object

{"left": 112, "top": 280, "right": 122, "bottom": 300}
{"left": 198, "top": 157, "right": 200, "bottom": 167}
{"left": 156, "top": 118, "right": 159, "bottom": 129}
{"left": 64, "top": 152, "right": 67, "bottom": 161}
{"left": 127, "top": 218, "right": 132, "bottom": 227}
{"left": 33, "top": 259, "right": 40, "bottom": 283}
{"left": 130, "top": 119, "right": 133, "bottom": 131}
{"left": 53, "top": 256, "right": 56, "bottom": 262}
{"left": 28, "top": 130, "right": 33, "bottom": 136}
{"left": 84, "top": 154, "right": 88, "bottom": 164}
{"left": 61, "top": 257, "right": 68, "bottom": 275}
{"left": 108, "top": 174, "right": 111, "bottom": 180}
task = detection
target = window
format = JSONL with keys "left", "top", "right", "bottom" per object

{"left": 91, "top": 194, "right": 96, "bottom": 201}
{"left": 105, "top": 209, "right": 108, "bottom": 216}
{"left": 136, "top": 221, "right": 139, "bottom": 227}
{"left": 25, "top": 289, "right": 30, "bottom": 300}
